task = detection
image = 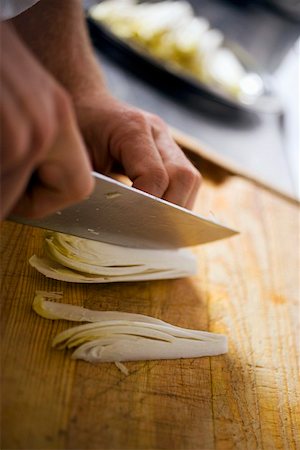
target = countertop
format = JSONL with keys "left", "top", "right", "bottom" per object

{"left": 1, "top": 156, "right": 299, "bottom": 449}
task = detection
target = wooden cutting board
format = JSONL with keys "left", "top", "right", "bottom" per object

{"left": 1, "top": 156, "right": 299, "bottom": 450}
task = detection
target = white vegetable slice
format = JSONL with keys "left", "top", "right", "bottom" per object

{"left": 29, "top": 232, "right": 197, "bottom": 283}
{"left": 33, "top": 292, "right": 228, "bottom": 364}
{"left": 33, "top": 292, "right": 167, "bottom": 324}
{"left": 45, "top": 232, "right": 195, "bottom": 272}
{"left": 71, "top": 336, "right": 227, "bottom": 363}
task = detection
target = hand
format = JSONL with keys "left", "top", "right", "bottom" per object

{"left": 76, "top": 92, "right": 202, "bottom": 209}
{"left": 0, "top": 23, "right": 94, "bottom": 220}
{"left": 8, "top": 0, "right": 201, "bottom": 210}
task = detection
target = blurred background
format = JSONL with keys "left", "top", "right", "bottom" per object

{"left": 85, "top": 0, "right": 300, "bottom": 200}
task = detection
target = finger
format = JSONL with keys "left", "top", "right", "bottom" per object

{"left": 0, "top": 162, "right": 33, "bottom": 219}
{"left": 184, "top": 156, "right": 202, "bottom": 209}
{"left": 151, "top": 117, "right": 202, "bottom": 208}
{"left": 12, "top": 112, "right": 94, "bottom": 219}
{"left": 110, "top": 114, "right": 169, "bottom": 198}
{"left": 2, "top": 25, "right": 59, "bottom": 160}
{"left": 0, "top": 82, "right": 36, "bottom": 218}
{"left": 0, "top": 81, "right": 31, "bottom": 173}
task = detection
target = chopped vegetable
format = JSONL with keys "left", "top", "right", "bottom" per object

{"left": 33, "top": 291, "right": 168, "bottom": 324}
{"left": 33, "top": 292, "right": 228, "bottom": 365}
{"left": 90, "top": 0, "right": 264, "bottom": 102}
{"left": 29, "top": 232, "right": 197, "bottom": 283}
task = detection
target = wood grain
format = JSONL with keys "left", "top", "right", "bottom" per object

{"left": 1, "top": 158, "right": 299, "bottom": 450}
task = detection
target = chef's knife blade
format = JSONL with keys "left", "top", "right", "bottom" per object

{"left": 9, "top": 171, "right": 238, "bottom": 249}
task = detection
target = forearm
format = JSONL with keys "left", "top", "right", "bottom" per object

{"left": 10, "top": 0, "right": 106, "bottom": 100}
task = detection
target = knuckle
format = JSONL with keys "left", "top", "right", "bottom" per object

{"left": 170, "top": 163, "right": 202, "bottom": 189}
{"left": 125, "top": 110, "right": 148, "bottom": 129}
{"left": 9, "top": 121, "right": 31, "bottom": 166}
{"left": 28, "top": 91, "right": 63, "bottom": 159}
{"left": 194, "top": 169, "right": 202, "bottom": 187}
{"left": 29, "top": 87, "right": 73, "bottom": 159}
{"left": 111, "top": 111, "right": 150, "bottom": 150}
{"left": 150, "top": 167, "right": 169, "bottom": 192}
{"left": 54, "top": 86, "right": 73, "bottom": 119}
{"left": 148, "top": 113, "right": 166, "bottom": 129}
{"left": 172, "top": 164, "right": 194, "bottom": 184}
{"left": 69, "top": 174, "right": 94, "bottom": 202}
{"left": 31, "top": 114, "right": 56, "bottom": 156}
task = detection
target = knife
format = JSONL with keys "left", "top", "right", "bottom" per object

{"left": 9, "top": 171, "right": 238, "bottom": 249}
